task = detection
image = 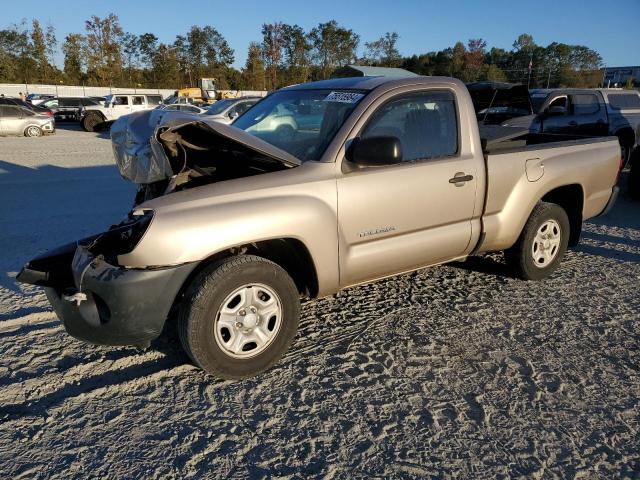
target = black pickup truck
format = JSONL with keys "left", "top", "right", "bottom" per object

{"left": 524, "top": 89, "right": 640, "bottom": 161}
{"left": 468, "top": 84, "right": 640, "bottom": 199}
{"left": 501, "top": 88, "right": 640, "bottom": 199}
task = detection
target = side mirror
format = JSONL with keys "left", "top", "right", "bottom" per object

{"left": 347, "top": 136, "right": 403, "bottom": 167}
{"left": 546, "top": 106, "right": 566, "bottom": 116}
{"left": 228, "top": 110, "right": 239, "bottom": 120}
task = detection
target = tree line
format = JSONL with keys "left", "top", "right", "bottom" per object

{"left": 0, "top": 14, "right": 605, "bottom": 91}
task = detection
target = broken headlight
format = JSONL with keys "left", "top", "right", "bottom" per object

{"left": 80, "top": 210, "right": 154, "bottom": 263}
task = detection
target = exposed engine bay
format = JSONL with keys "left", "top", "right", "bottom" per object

{"left": 110, "top": 110, "right": 300, "bottom": 205}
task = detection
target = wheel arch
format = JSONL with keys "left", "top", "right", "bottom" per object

{"left": 175, "top": 238, "right": 320, "bottom": 309}
{"left": 86, "top": 109, "right": 107, "bottom": 121}
{"left": 540, "top": 183, "right": 584, "bottom": 247}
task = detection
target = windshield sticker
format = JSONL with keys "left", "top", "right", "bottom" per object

{"left": 324, "top": 91, "right": 365, "bottom": 103}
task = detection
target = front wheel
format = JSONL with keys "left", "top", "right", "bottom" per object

{"left": 24, "top": 125, "right": 43, "bottom": 137}
{"left": 178, "top": 255, "right": 300, "bottom": 379}
{"left": 505, "top": 202, "right": 570, "bottom": 280}
{"left": 81, "top": 112, "right": 103, "bottom": 132}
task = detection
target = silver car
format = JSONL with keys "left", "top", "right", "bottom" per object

{"left": 203, "top": 97, "right": 260, "bottom": 124}
{"left": 0, "top": 104, "right": 55, "bottom": 137}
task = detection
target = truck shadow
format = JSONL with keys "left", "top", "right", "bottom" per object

{"left": 0, "top": 325, "right": 192, "bottom": 420}
{"left": 54, "top": 122, "right": 111, "bottom": 139}
{"left": 449, "top": 254, "right": 516, "bottom": 279}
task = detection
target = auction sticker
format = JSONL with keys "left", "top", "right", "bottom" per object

{"left": 324, "top": 91, "right": 365, "bottom": 103}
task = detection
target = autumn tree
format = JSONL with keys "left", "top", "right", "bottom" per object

{"left": 309, "top": 20, "right": 359, "bottom": 80}
{"left": 363, "top": 32, "right": 401, "bottom": 67}
{"left": 261, "top": 22, "right": 285, "bottom": 89}
{"left": 84, "top": 14, "right": 124, "bottom": 86}
{"left": 45, "top": 23, "right": 58, "bottom": 81}
{"left": 31, "top": 20, "right": 49, "bottom": 82}
{"left": 281, "top": 24, "right": 311, "bottom": 84}
{"left": 242, "top": 42, "right": 265, "bottom": 90}
{"left": 62, "top": 33, "right": 85, "bottom": 84}
{"left": 451, "top": 41, "right": 465, "bottom": 78}
{"left": 463, "top": 38, "right": 486, "bottom": 82}
{"left": 153, "top": 43, "right": 181, "bottom": 89}
{"left": 119, "top": 32, "right": 139, "bottom": 86}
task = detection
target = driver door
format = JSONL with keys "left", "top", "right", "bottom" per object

{"left": 337, "top": 90, "right": 478, "bottom": 287}
{"left": 0, "top": 106, "right": 24, "bottom": 135}
{"left": 110, "top": 95, "right": 132, "bottom": 118}
{"left": 540, "top": 95, "right": 571, "bottom": 133}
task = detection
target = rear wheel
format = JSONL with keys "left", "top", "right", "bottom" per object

{"left": 24, "top": 125, "right": 42, "bottom": 137}
{"left": 81, "top": 112, "right": 103, "bottom": 132}
{"left": 505, "top": 202, "right": 570, "bottom": 280}
{"left": 178, "top": 255, "right": 300, "bottom": 379}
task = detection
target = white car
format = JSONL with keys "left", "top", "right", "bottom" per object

{"left": 79, "top": 93, "right": 163, "bottom": 132}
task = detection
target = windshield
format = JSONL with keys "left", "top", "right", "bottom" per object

{"left": 205, "top": 99, "right": 234, "bottom": 115}
{"left": 530, "top": 94, "right": 550, "bottom": 113}
{"left": 233, "top": 89, "right": 366, "bottom": 161}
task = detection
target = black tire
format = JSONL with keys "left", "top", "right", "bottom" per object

{"left": 81, "top": 112, "right": 103, "bottom": 132}
{"left": 505, "top": 202, "right": 570, "bottom": 280}
{"left": 629, "top": 154, "right": 640, "bottom": 201}
{"left": 24, "top": 125, "right": 43, "bottom": 137}
{"left": 178, "top": 255, "right": 300, "bottom": 379}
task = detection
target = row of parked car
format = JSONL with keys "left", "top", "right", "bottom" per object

{"left": 77, "top": 94, "right": 261, "bottom": 132}
{"left": 0, "top": 92, "right": 264, "bottom": 137}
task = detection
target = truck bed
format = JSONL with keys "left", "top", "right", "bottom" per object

{"left": 478, "top": 130, "right": 621, "bottom": 253}
{"left": 479, "top": 124, "right": 617, "bottom": 155}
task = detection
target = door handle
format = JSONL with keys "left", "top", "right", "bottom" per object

{"left": 449, "top": 172, "right": 474, "bottom": 186}
{"left": 568, "top": 121, "right": 578, "bottom": 126}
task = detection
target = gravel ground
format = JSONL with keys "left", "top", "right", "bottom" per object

{"left": 0, "top": 126, "right": 639, "bottom": 479}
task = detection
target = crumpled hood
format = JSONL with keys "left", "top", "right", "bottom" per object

{"left": 111, "top": 109, "right": 301, "bottom": 185}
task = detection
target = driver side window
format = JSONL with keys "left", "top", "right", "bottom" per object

{"left": 361, "top": 90, "right": 459, "bottom": 162}
{"left": 548, "top": 96, "right": 568, "bottom": 112}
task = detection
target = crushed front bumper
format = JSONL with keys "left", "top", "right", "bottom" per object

{"left": 18, "top": 244, "right": 196, "bottom": 346}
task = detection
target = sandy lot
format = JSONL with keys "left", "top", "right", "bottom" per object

{"left": 0, "top": 126, "right": 639, "bottom": 479}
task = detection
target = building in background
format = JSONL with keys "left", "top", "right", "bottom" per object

{"left": 602, "top": 66, "right": 640, "bottom": 88}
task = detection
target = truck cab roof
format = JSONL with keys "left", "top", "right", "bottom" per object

{"left": 283, "top": 75, "right": 457, "bottom": 92}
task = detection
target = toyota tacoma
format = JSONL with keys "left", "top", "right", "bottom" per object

{"left": 18, "top": 76, "right": 621, "bottom": 379}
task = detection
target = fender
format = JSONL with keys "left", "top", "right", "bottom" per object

{"left": 117, "top": 162, "right": 340, "bottom": 296}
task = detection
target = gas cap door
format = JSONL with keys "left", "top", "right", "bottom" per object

{"left": 526, "top": 158, "right": 544, "bottom": 182}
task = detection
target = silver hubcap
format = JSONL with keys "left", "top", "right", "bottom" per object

{"left": 532, "top": 219, "right": 561, "bottom": 268}
{"left": 27, "top": 126, "right": 41, "bottom": 137}
{"left": 214, "top": 283, "right": 282, "bottom": 359}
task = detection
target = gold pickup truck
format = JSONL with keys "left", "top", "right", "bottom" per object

{"left": 18, "top": 76, "right": 621, "bottom": 379}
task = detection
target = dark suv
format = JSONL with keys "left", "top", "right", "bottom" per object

{"left": 40, "top": 97, "right": 101, "bottom": 121}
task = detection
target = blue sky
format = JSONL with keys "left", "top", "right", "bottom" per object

{"left": 3, "top": 0, "right": 639, "bottom": 68}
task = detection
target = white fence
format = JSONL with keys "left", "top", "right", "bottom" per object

{"left": 0, "top": 83, "right": 175, "bottom": 99}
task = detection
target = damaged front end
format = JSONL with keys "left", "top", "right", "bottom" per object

{"left": 111, "top": 109, "right": 301, "bottom": 204}
{"left": 17, "top": 210, "right": 196, "bottom": 346}
{"left": 18, "top": 109, "right": 301, "bottom": 346}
